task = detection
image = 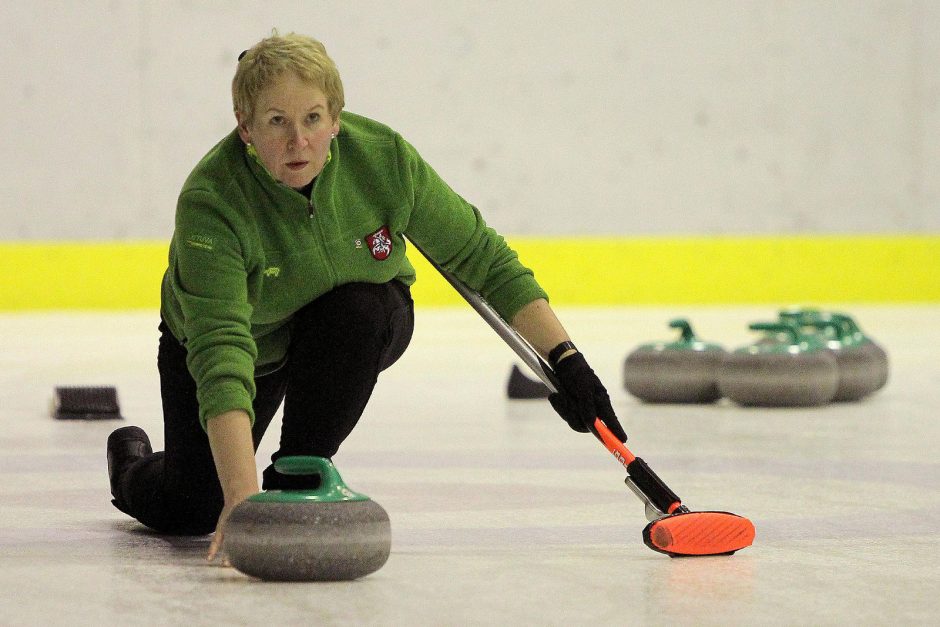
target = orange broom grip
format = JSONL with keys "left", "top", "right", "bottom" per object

{"left": 594, "top": 418, "right": 636, "bottom": 467}
{"left": 594, "top": 418, "right": 683, "bottom": 515}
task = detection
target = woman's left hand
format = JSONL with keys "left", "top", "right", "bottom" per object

{"left": 207, "top": 492, "right": 253, "bottom": 564}
{"left": 548, "top": 352, "right": 628, "bottom": 442}
{"left": 205, "top": 409, "right": 260, "bottom": 564}
{"left": 206, "top": 507, "right": 232, "bottom": 564}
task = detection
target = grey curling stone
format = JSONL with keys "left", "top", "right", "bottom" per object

{"left": 779, "top": 309, "right": 889, "bottom": 400}
{"left": 225, "top": 456, "right": 391, "bottom": 581}
{"left": 623, "top": 319, "right": 725, "bottom": 403}
{"left": 718, "top": 321, "right": 839, "bottom": 407}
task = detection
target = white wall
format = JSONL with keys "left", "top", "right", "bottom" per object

{"left": 1, "top": 0, "right": 937, "bottom": 239}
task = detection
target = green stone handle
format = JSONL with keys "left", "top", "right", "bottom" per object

{"left": 779, "top": 308, "right": 821, "bottom": 323}
{"left": 779, "top": 309, "right": 862, "bottom": 336}
{"left": 801, "top": 317, "right": 846, "bottom": 340}
{"left": 797, "top": 312, "right": 864, "bottom": 343}
{"left": 274, "top": 454, "right": 336, "bottom": 475}
{"left": 829, "top": 313, "right": 861, "bottom": 334}
{"left": 749, "top": 321, "right": 800, "bottom": 343}
{"left": 668, "top": 318, "right": 695, "bottom": 343}
{"left": 245, "top": 455, "right": 370, "bottom": 503}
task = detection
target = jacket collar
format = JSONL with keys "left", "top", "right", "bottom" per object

{"left": 243, "top": 140, "right": 331, "bottom": 201}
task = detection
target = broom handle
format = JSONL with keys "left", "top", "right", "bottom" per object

{"left": 422, "top": 254, "right": 556, "bottom": 391}
{"left": 408, "top": 240, "right": 684, "bottom": 517}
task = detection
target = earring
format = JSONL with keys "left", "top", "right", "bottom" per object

{"left": 331, "top": 133, "right": 335, "bottom": 139}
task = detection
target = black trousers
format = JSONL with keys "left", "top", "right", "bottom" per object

{"left": 117, "top": 281, "right": 414, "bottom": 535}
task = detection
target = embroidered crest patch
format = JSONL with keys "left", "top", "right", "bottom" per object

{"left": 365, "top": 226, "right": 392, "bottom": 261}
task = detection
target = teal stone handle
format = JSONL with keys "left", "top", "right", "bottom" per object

{"left": 829, "top": 313, "right": 861, "bottom": 334}
{"left": 826, "top": 313, "right": 868, "bottom": 346}
{"left": 779, "top": 308, "right": 821, "bottom": 322}
{"left": 786, "top": 311, "right": 865, "bottom": 345}
{"left": 668, "top": 318, "right": 695, "bottom": 343}
{"left": 650, "top": 317, "right": 722, "bottom": 352}
{"left": 749, "top": 321, "right": 800, "bottom": 343}
{"left": 779, "top": 309, "right": 862, "bottom": 334}
{"left": 275, "top": 455, "right": 337, "bottom": 477}
{"left": 802, "top": 317, "right": 847, "bottom": 341}
{"left": 248, "top": 455, "right": 369, "bottom": 503}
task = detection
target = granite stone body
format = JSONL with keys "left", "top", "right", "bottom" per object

{"left": 225, "top": 499, "right": 391, "bottom": 581}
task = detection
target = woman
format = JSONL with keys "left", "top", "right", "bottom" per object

{"left": 106, "top": 32, "right": 627, "bottom": 561}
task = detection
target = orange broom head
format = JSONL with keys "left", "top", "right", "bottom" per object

{"left": 643, "top": 511, "right": 755, "bottom": 557}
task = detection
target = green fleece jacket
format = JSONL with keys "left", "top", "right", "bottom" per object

{"left": 161, "top": 111, "right": 547, "bottom": 429}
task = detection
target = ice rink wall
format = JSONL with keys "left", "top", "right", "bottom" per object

{"left": 2, "top": 1, "right": 938, "bottom": 308}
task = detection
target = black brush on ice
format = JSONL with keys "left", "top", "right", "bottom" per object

{"left": 52, "top": 386, "right": 123, "bottom": 420}
{"left": 507, "top": 363, "right": 553, "bottom": 398}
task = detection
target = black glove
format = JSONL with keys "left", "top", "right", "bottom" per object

{"left": 548, "top": 351, "right": 628, "bottom": 442}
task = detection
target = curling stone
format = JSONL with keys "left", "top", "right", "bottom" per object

{"left": 779, "top": 309, "right": 889, "bottom": 400}
{"left": 718, "top": 321, "right": 839, "bottom": 407}
{"left": 623, "top": 319, "right": 725, "bottom": 403}
{"left": 507, "top": 364, "right": 552, "bottom": 399}
{"left": 842, "top": 314, "right": 890, "bottom": 393}
{"left": 225, "top": 456, "right": 390, "bottom": 581}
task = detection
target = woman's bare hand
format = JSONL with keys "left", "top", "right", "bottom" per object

{"left": 205, "top": 410, "right": 260, "bottom": 564}
{"left": 207, "top": 493, "right": 253, "bottom": 564}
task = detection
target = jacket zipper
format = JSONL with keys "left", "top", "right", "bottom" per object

{"left": 307, "top": 180, "right": 317, "bottom": 218}
{"left": 305, "top": 189, "right": 337, "bottom": 285}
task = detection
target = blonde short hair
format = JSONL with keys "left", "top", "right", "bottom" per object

{"left": 232, "top": 31, "right": 345, "bottom": 123}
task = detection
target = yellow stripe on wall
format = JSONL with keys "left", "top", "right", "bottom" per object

{"left": 1, "top": 236, "right": 937, "bottom": 311}
{"left": 2, "top": 241, "right": 168, "bottom": 310}
{"left": 507, "top": 235, "right": 940, "bottom": 305}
